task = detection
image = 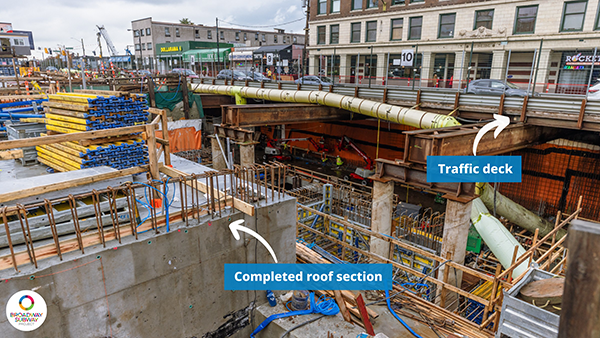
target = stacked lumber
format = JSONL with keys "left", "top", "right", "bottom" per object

{"left": 37, "top": 91, "right": 149, "bottom": 172}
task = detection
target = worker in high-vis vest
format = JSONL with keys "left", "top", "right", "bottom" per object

{"left": 336, "top": 156, "right": 344, "bottom": 167}
{"left": 321, "top": 153, "right": 328, "bottom": 163}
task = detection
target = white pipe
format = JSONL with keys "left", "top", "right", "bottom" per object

{"left": 471, "top": 198, "right": 528, "bottom": 278}
{"left": 191, "top": 84, "right": 460, "bottom": 129}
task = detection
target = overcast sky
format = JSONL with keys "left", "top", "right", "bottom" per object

{"left": 5, "top": 0, "right": 306, "bottom": 59}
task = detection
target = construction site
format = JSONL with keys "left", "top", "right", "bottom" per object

{"left": 2, "top": 1, "right": 600, "bottom": 337}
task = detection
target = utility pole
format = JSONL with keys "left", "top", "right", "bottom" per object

{"left": 81, "top": 38, "right": 87, "bottom": 89}
{"left": 303, "top": 0, "right": 310, "bottom": 76}
{"left": 216, "top": 18, "right": 221, "bottom": 71}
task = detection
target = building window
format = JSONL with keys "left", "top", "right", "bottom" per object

{"left": 195, "top": 30, "right": 200, "bottom": 38}
{"left": 352, "top": 0, "right": 362, "bottom": 10}
{"left": 175, "top": 28, "right": 180, "bottom": 37}
{"left": 293, "top": 36, "right": 297, "bottom": 43}
{"left": 561, "top": 1, "right": 587, "bottom": 32}
{"left": 165, "top": 27, "right": 170, "bottom": 36}
{"left": 147, "top": 43, "right": 152, "bottom": 50}
{"left": 318, "top": 0, "right": 327, "bottom": 14}
{"left": 207, "top": 30, "right": 212, "bottom": 39}
{"left": 367, "top": 0, "right": 377, "bottom": 8}
{"left": 366, "top": 21, "right": 377, "bottom": 42}
{"left": 317, "top": 26, "right": 326, "bottom": 44}
{"left": 275, "top": 35, "right": 279, "bottom": 43}
{"left": 409, "top": 16, "right": 422, "bottom": 40}
{"left": 255, "top": 32, "right": 259, "bottom": 40}
{"left": 438, "top": 13, "right": 456, "bottom": 38}
{"left": 244, "top": 33, "right": 247, "bottom": 40}
{"left": 330, "top": 24, "right": 339, "bottom": 44}
{"left": 410, "top": 0, "right": 424, "bottom": 3}
{"left": 140, "top": 29, "right": 144, "bottom": 36}
{"left": 236, "top": 32, "right": 240, "bottom": 41}
{"left": 331, "top": 0, "right": 340, "bottom": 12}
{"left": 474, "top": 9, "right": 494, "bottom": 30}
{"left": 220, "top": 31, "right": 224, "bottom": 40}
{"left": 351, "top": 22, "right": 361, "bottom": 43}
{"left": 390, "top": 18, "right": 403, "bottom": 40}
{"left": 392, "top": 0, "right": 405, "bottom": 5}
{"left": 262, "top": 34, "right": 266, "bottom": 42}
{"left": 514, "top": 5, "right": 538, "bottom": 34}
{"left": 141, "top": 43, "right": 146, "bottom": 50}
{"left": 134, "top": 30, "right": 140, "bottom": 37}
{"left": 146, "top": 28, "right": 151, "bottom": 36}
{"left": 135, "top": 44, "right": 140, "bottom": 51}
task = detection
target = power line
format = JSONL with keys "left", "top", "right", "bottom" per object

{"left": 217, "top": 16, "right": 305, "bottom": 29}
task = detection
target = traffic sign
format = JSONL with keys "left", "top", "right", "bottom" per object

{"left": 401, "top": 49, "right": 414, "bottom": 67}
{"left": 266, "top": 53, "right": 273, "bottom": 65}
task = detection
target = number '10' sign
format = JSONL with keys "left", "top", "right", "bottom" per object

{"left": 401, "top": 49, "right": 414, "bottom": 67}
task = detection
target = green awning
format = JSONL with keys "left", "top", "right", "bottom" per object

{"left": 182, "top": 48, "right": 230, "bottom": 62}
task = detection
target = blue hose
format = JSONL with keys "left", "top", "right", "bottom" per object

{"left": 385, "top": 289, "right": 424, "bottom": 338}
{"left": 250, "top": 293, "right": 339, "bottom": 338}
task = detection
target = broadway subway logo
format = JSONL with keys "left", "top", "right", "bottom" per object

{"left": 5, "top": 290, "right": 48, "bottom": 331}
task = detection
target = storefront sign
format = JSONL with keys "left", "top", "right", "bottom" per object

{"left": 160, "top": 46, "right": 182, "bottom": 53}
{"left": 565, "top": 53, "right": 600, "bottom": 66}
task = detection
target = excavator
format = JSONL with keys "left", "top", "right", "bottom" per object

{"left": 337, "top": 136, "right": 375, "bottom": 185}
{"left": 263, "top": 137, "right": 328, "bottom": 161}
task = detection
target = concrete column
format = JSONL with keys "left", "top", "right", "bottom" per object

{"left": 376, "top": 53, "right": 387, "bottom": 86}
{"left": 454, "top": 51, "right": 469, "bottom": 90}
{"left": 420, "top": 51, "right": 434, "bottom": 88}
{"left": 490, "top": 50, "right": 508, "bottom": 81}
{"left": 339, "top": 54, "right": 350, "bottom": 84}
{"left": 309, "top": 55, "right": 317, "bottom": 76}
{"left": 211, "top": 137, "right": 227, "bottom": 170}
{"left": 370, "top": 180, "right": 395, "bottom": 258}
{"left": 534, "top": 49, "right": 553, "bottom": 93}
{"left": 439, "top": 199, "right": 473, "bottom": 294}
{"left": 239, "top": 143, "right": 255, "bottom": 168}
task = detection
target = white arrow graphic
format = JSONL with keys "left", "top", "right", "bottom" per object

{"left": 473, "top": 114, "right": 510, "bottom": 156}
{"left": 229, "top": 219, "right": 278, "bottom": 263}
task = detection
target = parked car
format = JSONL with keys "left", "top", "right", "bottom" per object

{"left": 466, "top": 79, "right": 530, "bottom": 97}
{"left": 170, "top": 68, "right": 199, "bottom": 78}
{"left": 45, "top": 66, "right": 58, "bottom": 72}
{"left": 241, "top": 70, "right": 271, "bottom": 82}
{"left": 216, "top": 69, "right": 249, "bottom": 81}
{"left": 588, "top": 81, "right": 600, "bottom": 100}
{"left": 295, "top": 76, "right": 333, "bottom": 86}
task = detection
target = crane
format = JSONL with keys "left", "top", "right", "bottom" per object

{"left": 96, "top": 25, "right": 118, "bottom": 56}
{"left": 337, "top": 136, "right": 375, "bottom": 185}
{"left": 263, "top": 137, "right": 328, "bottom": 161}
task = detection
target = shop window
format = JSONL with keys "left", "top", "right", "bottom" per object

{"left": 409, "top": 16, "right": 422, "bottom": 40}
{"left": 438, "top": 13, "right": 456, "bottom": 38}
{"left": 165, "top": 27, "right": 170, "bottom": 37}
{"left": 330, "top": 24, "right": 339, "bottom": 44}
{"left": 352, "top": 0, "right": 362, "bottom": 10}
{"left": 390, "top": 18, "right": 403, "bottom": 41}
{"left": 561, "top": 1, "right": 587, "bottom": 32}
{"left": 318, "top": 0, "right": 327, "bottom": 14}
{"left": 514, "top": 5, "right": 538, "bottom": 34}
{"left": 366, "top": 21, "right": 377, "bottom": 42}
{"left": 474, "top": 9, "right": 494, "bottom": 30}
{"left": 331, "top": 0, "right": 340, "bottom": 13}
{"left": 351, "top": 22, "right": 361, "bottom": 43}
{"left": 317, "top": 26, "right": 326, "bottom": 44}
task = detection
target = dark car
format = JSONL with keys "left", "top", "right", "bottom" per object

{"left": 241, "top": 70, "right": 271, "bottom": 82}
{"left": 466, "top": 79, "right": 529, "bottom": 97}
{"left": 216, "top": 69, "right": 248, "bottom": 81}
{"left": 170, "top": 68, "right": 199, "bottom": 78}
{"left": 295, "top": 76, "right": 333, "bottom": 86}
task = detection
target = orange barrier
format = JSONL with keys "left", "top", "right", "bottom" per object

{"left": 156, "top": 127, "right": 202, "bottom": 153}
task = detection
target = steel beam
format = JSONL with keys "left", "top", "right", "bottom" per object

{"left": 199, "top": 94, "right": 234, "bottom": 109}
{"left": 221, "top": 103, "right": 349, "bottom": 127}
{"left": 213, "top": 124, "right": 256, "bottom": 144}
{"left": 403, "top": 123, "right": 560, "bottom": 165}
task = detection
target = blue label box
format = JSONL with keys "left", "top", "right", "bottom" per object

{"left": 427, "top": 156, "right": 521, "bottom": 183}
{"left": 224, "top": 264, "right": 393, "bottom": 290}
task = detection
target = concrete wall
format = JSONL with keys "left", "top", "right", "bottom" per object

{"left": 0, "top": 198, "right": 297, "bottom": 338}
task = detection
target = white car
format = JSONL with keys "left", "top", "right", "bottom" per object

{"left": 588, "top": 81, "right": 600, "bottom": 100}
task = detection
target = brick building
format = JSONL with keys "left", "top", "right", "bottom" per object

{"left": 131, "top": 17, "right": 305, "bottom": 73}
{"left": 308, "top": 0, "right": 600, "bottom": 93}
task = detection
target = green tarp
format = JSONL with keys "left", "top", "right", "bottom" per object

{"left": 154, "top": 88, "right": 204, "bottom": 118}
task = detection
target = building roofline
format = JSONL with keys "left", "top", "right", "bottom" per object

{"left": 140, "top": 19, "right": 304, "bottom": 36}
{"left": 131, "top": 17, "right": 153, "bottom": 23}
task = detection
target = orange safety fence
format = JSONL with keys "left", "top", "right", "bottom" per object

{"left": 156, "top": 127, "right": 202, "bottom": 153}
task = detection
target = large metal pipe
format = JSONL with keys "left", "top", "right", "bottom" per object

{"left": 191, "top": 84, "right": 461, "bottom": 129}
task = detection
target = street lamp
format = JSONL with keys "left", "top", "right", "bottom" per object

{"left": 127, "top": 28, "right": 142, "bottom": 71}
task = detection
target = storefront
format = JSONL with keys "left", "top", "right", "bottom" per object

{"left": 156, "top": 41, "right": 233, "bottom": 73}
{"left": 556, "top": 50, "right": 600, "bottom": 95}
{"left": 182, "top": 48, "right": 231, "bottom": 76}
{"left": 253, "top": 45, "right": 294, "bottom": 76}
